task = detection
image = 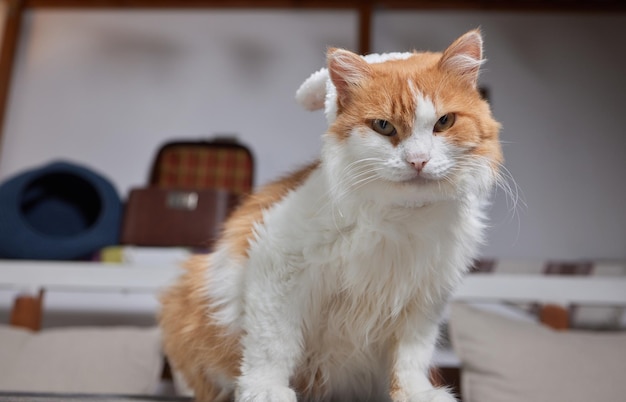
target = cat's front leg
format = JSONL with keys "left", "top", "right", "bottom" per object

{"left": 236, "top": 383, "right": 297, "bottom": 402}
{"left": 390, "top": 315, "right": 456, "bottom": 402}
{"left": 236, "top": 352, "right": 299, "bottom": 402}
{"left": 235, "top": 308, "right": 302, "bottom": 402}
{"left": 234, "top": 262, "right": 304, "bottom": 402}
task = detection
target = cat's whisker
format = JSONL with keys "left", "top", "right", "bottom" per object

{"left": 494, "top": 163, "right": 526, "bottom": 224}
{"left": 491, "top": 163, "right": 523, "bottom": 211}
{"left": 346, "top": 174, "right": 382, "bottom": 195}
{"left": 327, "top": 169, "right": 382, "bottom": 207}
{"left": 340, "top": 158, "right": 385, "bottom": 175}
{"left": 440, "top": 174, "right": 457, "bottom": 190}
{"left": 336, "top": 161, "right": 384, "bottom": 186}
{"left": 328, "top": 159, "right": 383, "bottom": 192}
{"left": 329, "top": 174, "right": 380, "bottom": 211}
{"left": 490, "top": 163, "right": 525, "bottom": 245}
{"left": 451, "top": 157, "right": 525, "bottom": 236}
{"left": 347, "top": 169, "right": 384, "bottom": 189}
{"left": 331, "top": 200, "right": 348, "bottom": 240}
{"left": 347, "top": 168, "right": 385, "bottom": 185}
{"left": 316, "top": 160, "right": 385, "bottom": 214}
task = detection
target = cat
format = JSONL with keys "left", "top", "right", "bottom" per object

{"left": 159, "top": 29, "right": 502, "bottom": 402}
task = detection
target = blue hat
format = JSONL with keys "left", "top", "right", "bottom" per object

{"left": 0, "top": 160, "right": 122, "bottom": 260}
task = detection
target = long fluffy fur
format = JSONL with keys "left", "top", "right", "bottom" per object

{"left": 160, "top": 29, "right": 502, "bottom": 402}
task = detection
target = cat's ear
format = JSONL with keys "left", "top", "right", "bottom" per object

{"left": 439, "top": 29, "right": 485, "bottom": 88}
{"left": 327, "top": 48, "right": 373, "bottom": 107}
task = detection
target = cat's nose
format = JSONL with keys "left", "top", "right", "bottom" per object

{"left": 407, "top": 156, "right": 430, "bottom": 173}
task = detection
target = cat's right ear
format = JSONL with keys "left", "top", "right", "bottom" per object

{"left": 439, "top": 29, "right": 485, "bottom": 88}
{"left": 327, "top": 48, "right": 373, "bottom": 107}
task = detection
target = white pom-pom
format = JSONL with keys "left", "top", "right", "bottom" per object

{"left": 295, "top": 51, "right": 414, "bottom": 125}
{"left": 295, "top": 68, "right": 328, "bottom": 111}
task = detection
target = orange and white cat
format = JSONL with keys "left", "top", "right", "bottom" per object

{"left": 160, "top": 30, "right": 502, "bottom": 402}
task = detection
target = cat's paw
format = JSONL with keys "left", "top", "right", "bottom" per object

{"left": 423, "top": 388, "right": 457, "bottom": 402}
{"left": 396, "top": 388, "right": 457, "bottom": 402}
{"left": 235, "top": 385, "right": 297, "bottom": 402}
{"left": 411, "top": 388, "right": 457, "bottom": 402}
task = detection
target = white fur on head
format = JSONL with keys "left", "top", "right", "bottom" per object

{"left": 295, "top": 51, "right": 414, "bottom": 125}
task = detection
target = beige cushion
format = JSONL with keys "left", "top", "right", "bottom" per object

{"left": 449, "top": 303, "right": 626, "bottom": 402}
{"left": 0, "top": 325, "right": 163, "bottom": 395}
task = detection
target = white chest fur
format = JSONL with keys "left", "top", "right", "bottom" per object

{"left": 250, "top": 168, "right": 483, "bottom": 306}
{"left": 210, "top": 168, "right": 486, "bottom": 400}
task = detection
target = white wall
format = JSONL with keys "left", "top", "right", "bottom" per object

{"left": 373, "top": 12, "right": 626, "bottom": 260}
{"left": 0, "top": 9, "right": 357, "bottom": 193}
{"left": 1, "top": 10, "right": 625, "bottom": 262}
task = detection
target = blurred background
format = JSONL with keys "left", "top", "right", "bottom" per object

{"left": 1, "top": 3, "right": 624, "bottom": 261}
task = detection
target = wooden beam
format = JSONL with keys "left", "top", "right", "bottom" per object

{"left": 0, "top": 0, "right": 25, "bottom": 167}
{"left": 358, "top": 1, "right": 372, "bottom": 55}
{"left": 23, "top": 0, "right": 360, "bottom": 9}
{"left": 21, "top": 0, "right": 626, "bottom": 12}
{"left": 378, "top": 0, "right": 626, "bottom": 13}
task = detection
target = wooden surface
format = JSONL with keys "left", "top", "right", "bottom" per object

{"left": 0, "top": 260, "right": 183, "bottom": 292}
{"left": 2, "top": 259, "right": 622, "bottom": 399}
{"left": 1, "top": 260, "right": 624, "bottom": 338}
{"left": 0, "top": 0, "right": 25, "bottom": 162}
{"left": 3, "top": 260, "right": 626, "bottom": 304}
{"left": 539, "top": 303, "right": 570, "bottom": 330}
{"left": 9, "top": 289, "right": 44, "bottom": 331}
{"left": 0, "top": 392, "right": 191, "bottom": 401}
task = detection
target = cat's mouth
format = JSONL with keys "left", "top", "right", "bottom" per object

{"left": 379, "top": 169, "right": 442, "bottom": 187}
{"left": 399, "top": 174, "right": 437, "bottom": 186}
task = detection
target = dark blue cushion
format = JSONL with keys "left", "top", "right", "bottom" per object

{"left": 0, "top": 161, "right": 122, "bottom": 260}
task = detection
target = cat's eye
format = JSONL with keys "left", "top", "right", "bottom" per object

{"left": 371, "top": 119, "right": 397, "bottom": 136}
{"left": 434, "top": 113, "right": 456, "bottom": 133}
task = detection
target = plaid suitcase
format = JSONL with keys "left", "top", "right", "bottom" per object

{"left": 121, "top": 137, "right": 254, "bottom": 248}
{"left": 148, "top": 137, "right": 254, "bottom": 195}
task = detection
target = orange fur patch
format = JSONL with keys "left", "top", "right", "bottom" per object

{"left": 159, "top": 162, "right": 320, "bottom": 401}
{"left": 159, "top": 255, "right": 241, "bottom": 401}
{"left": 217, "top": 161, "right": 320, "bottom": 259}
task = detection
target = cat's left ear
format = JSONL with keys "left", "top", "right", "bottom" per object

{"left": 328, "top": 48, "right": 373, "bottom": 107}
{"left": 439, "top": 29, "right": 485, "bottom": 88}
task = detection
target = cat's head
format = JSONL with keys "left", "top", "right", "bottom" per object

{"left": 306, "top": 30, "right": 503, "bottom": 207}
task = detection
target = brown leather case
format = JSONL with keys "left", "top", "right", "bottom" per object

{"left": 120, "top": 187, "right": 240, "bottom": 248}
